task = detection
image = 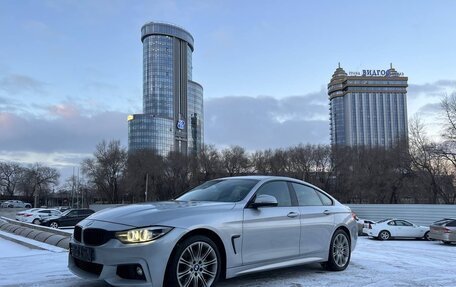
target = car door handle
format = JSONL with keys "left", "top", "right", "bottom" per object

{"left": 323, "top": 210, "right": 332, "bottom": 215}
{"left": 287, "top": 212, "right": 299, "bottom": 218}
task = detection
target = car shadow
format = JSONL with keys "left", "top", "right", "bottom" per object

{"left": 217, "top": 263, "right": 325, "bottom": 286}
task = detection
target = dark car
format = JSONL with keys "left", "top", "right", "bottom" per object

{"left": 41, "top": 208, "right": 95, "bottom": 228}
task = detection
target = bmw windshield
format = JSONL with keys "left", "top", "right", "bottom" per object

{"left": 176, "top": 179, "right": 259, "bottom": 202}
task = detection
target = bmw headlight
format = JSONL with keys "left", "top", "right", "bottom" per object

{"left": 115, "top": 226, "right": 173, "bottom": 244}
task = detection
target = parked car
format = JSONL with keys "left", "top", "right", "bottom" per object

{"left": 68, "top": 176, "right": 357, "bottom": 287}
{"left": 1, "top": 200, "right": 32, "bottom": 208}
{"left": 40, "top": 208, "right": 95, "bottom": 228}
{"left": 17, "top": 208, "right": 62, "bottom": 224}
{"left": 429, "top": 218, "right": 456, "bottom": 245}
{"left": 364, "top": 218, "right": 430, "bottom": 240}
{"left": 358, "top": 219, "right": 376, "bottom": 236}
{"left": 15, "top": 208, "right": 40, "bottom": 221}
{"left": 53, "top": 206, "right": 71, "bottom": 212}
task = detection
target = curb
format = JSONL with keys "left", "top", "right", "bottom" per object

{"left": 0, "top": 218, "right": 70, "bottom": 250}
{"left": 0, "top": 232, "right": 47, "bottom": 250}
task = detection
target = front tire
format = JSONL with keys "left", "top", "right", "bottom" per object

{"left": 323, "top": 229, "right": 351, "bottom": 271}
{"left": 49, "top": 221, "right": 59, "bottom": 228}
{"left": 378, "top": 230, "right": 391, "bottom": 240}
{"left": 165, "top": 235, "right": 221, "bottom": 287}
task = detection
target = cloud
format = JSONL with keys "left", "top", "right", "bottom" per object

{"left": 408, "top": 79, "right": 456, "bottom": 98}
{"left": 48, "top": 103, "right": 80, "bottom": 118}
{"left": 0, "top": 74, "right": 46, "bottom": 95}
{"left": 0, "top": 109, "right": 128, "bottom": 154}
{"left": 417, "top": 103, "right": 442, "bottom": 115}
{"left": 204, "top": 90, "right": 329, "bottom": 150}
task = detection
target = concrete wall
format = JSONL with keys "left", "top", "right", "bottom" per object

{"left": 348, "top": 204, "right": 456, "bottom": 226}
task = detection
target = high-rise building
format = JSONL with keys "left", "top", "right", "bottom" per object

{"left": 328, "top": 64, "right": 408, "bottom": 148}
{"left": 128, "top": 22, "right": 203, "bottom": 155}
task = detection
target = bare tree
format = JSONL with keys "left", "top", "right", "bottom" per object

{"left": 125, "top": 149, "right": 165, "bottom": 202}
{"left": 221, "top": 146, "right": 250, "bottom": 176}
{"left": 163, "top": 152, "right": 191, "bottom": 199}
{"left": 18, "top": 164, "right": 59, "bottom": 206}
{"left": 81, "top": 140, "right": 127, "bottom": 203}
{"left": 409, "top": 116, "right": 453, "bottom": 203}
{"left": 441, "top": 93, "right": 456, "bottom": 141}
{"left": 0, "top": 162, "right": 24, "bottom": 196}
{"left": 198, "top": 144, "right": 223, "bottom": 180}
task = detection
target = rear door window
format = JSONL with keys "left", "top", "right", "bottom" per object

{"left": 291, "top": 183, "right": 323, "bottom": 206}
{"left": 447, "top": 220, "right": 456, "bottom": 227}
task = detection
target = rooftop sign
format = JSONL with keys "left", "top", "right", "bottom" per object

{"left": 348, "top": 70, "right": 404, "bottom": 77}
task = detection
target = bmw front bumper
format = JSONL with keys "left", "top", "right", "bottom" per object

{"left": 68, "top": 221, "right": 186, "bottom": 287}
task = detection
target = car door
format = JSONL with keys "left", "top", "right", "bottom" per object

{"left": 396, "top": 220, "right": 419, "bottom": 237}
{"left": 60, "top": 210, "right": 78, "bottom": 226}
{"left": 77, "top": 210, "right": 91, "bottom": 224}
{"left": 242, "top": 181, "right": 300, "bottom": 265}
{"left": 387, "top": 220, "right": 398, "bottom": 236}
{"left": 291, "top": 183, "right": 335, "bottom": 257}
{"left": 37, "top": 210, "right": 50, "bottom": 221}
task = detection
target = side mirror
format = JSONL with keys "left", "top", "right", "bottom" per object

{"left": 251, "top": 194, "right": 278, "bottom": 208}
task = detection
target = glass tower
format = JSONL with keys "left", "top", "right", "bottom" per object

{"left": 128, "top": 22, "right": 204, "bottom": 155}
{"left": 328, "top": 65, "right": 408, "bottom": 148}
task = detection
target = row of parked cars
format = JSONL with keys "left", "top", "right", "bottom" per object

{"left": 15, "top": 207, "right": 95, "bottom": 228}
{"left": 1, "top": 200, "right": 32, "bottom": 208}
{"left": 356, "top": 216, "right": 456, "bottom": 245}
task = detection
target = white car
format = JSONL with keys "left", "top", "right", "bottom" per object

{"left": 17, "top": 208, "right": 62, "bottom": 224}
{"left": 364, "top": 218, "right": 430, "bottom": 240}
{"left": 15, "top": 208, "right": 40, "bottom": 221}
{"left": 2, "top": 200, "right": 32, "bottom": 208}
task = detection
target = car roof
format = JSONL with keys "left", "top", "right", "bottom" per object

{"left": 215, "top": 175, "right": 313, "bottom": 183}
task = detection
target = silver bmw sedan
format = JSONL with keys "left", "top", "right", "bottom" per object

{"left": 68, "top": 176, "right": 357, "bottom": 287}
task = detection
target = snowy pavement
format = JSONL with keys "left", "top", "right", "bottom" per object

{"left": 0, "top": 237, "right": 455, "bottom": 287}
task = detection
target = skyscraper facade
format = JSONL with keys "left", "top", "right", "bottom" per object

{"left": 128, "top": 22, "right": 203, "bottom": 155}
{"left": 328, "top": 65, "right": 408, "bottom": 148}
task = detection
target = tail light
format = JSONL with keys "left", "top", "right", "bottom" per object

{"left": 351, "top": 212, "right": 357, "bottom": 220}
{"left": 24, "top": 214, "right": 32, "bottom": 217}
{"left": 443, "top": 227, "right": 451, "bottom": 233}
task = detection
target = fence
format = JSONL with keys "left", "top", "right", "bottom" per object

{"left": 348, "top": 204, "right": 456, "bottom": 226}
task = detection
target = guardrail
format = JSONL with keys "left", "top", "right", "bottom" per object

{"left": 0, "top": 217, "right": 70, "bottom": 249}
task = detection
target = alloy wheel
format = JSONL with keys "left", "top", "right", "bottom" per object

{"left": 177, "top": 241, "right": 218, "bottom": 287}
{"left": 50, "top": 222, "right": 59, "bottom": 228}
{"left": 332, "top": 233, "right": 349, "bottom": 268}
{"left": 379, "top": 231, "right": 390, "bottom": 240}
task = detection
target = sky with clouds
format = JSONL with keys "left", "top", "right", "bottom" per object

{"left": 1, "top": 0, "right": 456, "bottom": 181}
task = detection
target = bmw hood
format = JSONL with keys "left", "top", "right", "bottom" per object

{"left": 87, "top": 201, "right": 236, "bottom": 227}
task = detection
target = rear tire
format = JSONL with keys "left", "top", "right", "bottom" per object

{"left": 443, "top": 241, "right": 453, "bottom": 245}
{"left": 25, "top": 204, "right": 31, "bottom": 208}
{"left": 323, "top": 229, "right": 351, "bottom": 271}
{"left": 423, "top": 231, "right": 430, "bottom": 241}
{"left": 50, "top": 221, "right": 59, "bottom": 228}
{"left": 378, "top": 230, "right": 391, "bottom": 240}
{"left": 32, "top": 219, "right": 40, "bottom": 225}
{"left": 165, "top": 235, "right": 221, "bottom": 287}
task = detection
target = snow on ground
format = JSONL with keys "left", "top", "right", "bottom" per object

{"left": 0, "top": 237, "right": 455, "bottom": 287}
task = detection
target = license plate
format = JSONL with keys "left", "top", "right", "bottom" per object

{"left": 70, "top": 243, "right": 94, "bottom": 262}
